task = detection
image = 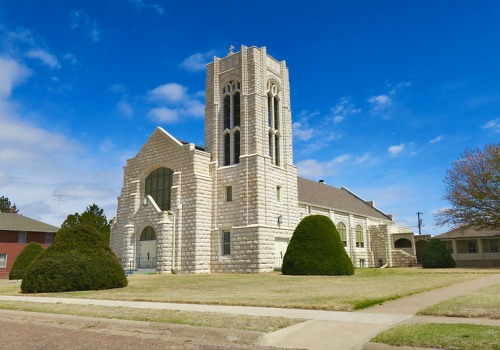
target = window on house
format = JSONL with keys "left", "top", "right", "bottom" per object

{"left": 45, "top": 233, "right": 53, "bottom": 244}
{"left": 355, "top": 225, "right": 364, "bottom": 248}
{"left": 359, "top": 259, "right": 366, "bottom": 268}
{"left": 223, "top": 95, "right": 230, "bottom": 130}
{"left": 276, "top": 186, "right": 281, "bottom": 201}
{"left": 233, "top": 92, "right": 240, "bottom": 127}
{"left": 444, "top": 240, "right": 454, "bottom": 254}
{"left": 140, "top": 226, "right": 156, "bottom": 241}
{"left": 467, "top": 240, "right": 477, "bottom": 253}
{"left": 274, "top": 97, "right": 279, "bottom": 130}
{"left": 145, "top": 167, "right": 174, "bottom": 211}
{"left": 0, "top": 254, "right": 6, "bottom": 268}
{"left": 226, "top": 186, "right": 233, "bottom": 202}
{"left": 275, "top": 136, "right": 280, "bottom": 166}
{"left": 338, "top": 222, "right": 347, "bottom": 247}
{"left": 483, "top": 239, "right": 499, "bottom": 253}
{"left": 18, "top": 232, "right": 26, "bottom": 244}
{"left": 222, "top": 231, "right": 231, "bottom": 256}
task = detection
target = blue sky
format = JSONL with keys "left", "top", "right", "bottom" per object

{"left": 0, "top": 0, "right": 498, "bottom": 235}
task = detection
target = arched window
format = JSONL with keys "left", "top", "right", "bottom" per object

{"left": 394, "top": 238, "right": 412, "bottom": 248}
{"left": 355, "top": 225, "right": 364, "bottom": 248}
{"left": 221, "top": 80, "right": 241, "bottom": 166}
{"left": 145, "top": 167, "right": 173, "bottom": 211}
{"left": 140, "top": 226, "right": 156, "bottom": 241}
{"left": 234, "top": 130, "right": 240, "bottom": 164}
{"left": 267, "top": 81, "right": 281, "bottom": 166}
{"left": 338, "top": 222, "right": 347, "bottom": 247}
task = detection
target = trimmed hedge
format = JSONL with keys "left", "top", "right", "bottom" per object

{"left": 282, "top": 215, "right": 354, "bottom": 276}
{"left": 9, "top": 242, "right": 44, "bottom": 280}
{"left": 21, "top": 224, "right": 127, "bottom": 293}
{"left": 422, "top": 238, "right": 456, "bottom": 268}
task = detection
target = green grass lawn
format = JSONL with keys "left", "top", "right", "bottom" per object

{"left": 418, "top": 283, "right": 500, "bottom": 319}
{"left": 372, "top": 323, "right": 500, "bottom": 350}
{"left": 0, "top": 268, "right": 492, "bottom": 311}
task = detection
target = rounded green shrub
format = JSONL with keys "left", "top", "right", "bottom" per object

{"left": 421, "top": 238, "right": 456, "bottom": 268}
{"left": 282, "top": 215, "right": 355, "bottom": 275}
{"left": 21, "top": 224, "right": 127, "bottom": 293}
{"left": 9, "top": 242, "right": 44, "bottom": 280}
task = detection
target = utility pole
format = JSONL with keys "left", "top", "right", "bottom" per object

{"left": 417, "top": 212, "right": 423, "bottom": 235}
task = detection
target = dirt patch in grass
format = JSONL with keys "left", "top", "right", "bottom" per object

{"left": 372, "top": 323, "right": 500, "bottom": 350}
{"left": 418, "top": 283, "right": 500, "bottom": 319}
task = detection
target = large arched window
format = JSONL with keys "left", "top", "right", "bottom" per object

{"left": 267, "top": 81, "right": 281, "bottom": 166}
{"left": 338, "top": 222, "right": 347, "bottom": 247}
{"left": 221, "top": 80, "right": 241, "bottom": 166}
{"left": 145, "top": 167, "right": 173, "bottom": 211}
{"left": 140, "top": 226, "right": 156, "bottom": 241}
{"left": 355, "top": 225, "right": 364, "bottom": 248}
{"left": 394, "top": 238, "right": 412, "bottom": 248}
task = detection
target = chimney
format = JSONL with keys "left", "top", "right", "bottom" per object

{"left": 366, "top": 200, "right": 375, "bottom": 207}
{"left": 387, "top": 214, "right": 393, "bottom": 220}
{"left": 318, "top": 179, "right": 325, "bottom": 184}
{"left": 8, "top": 208, "right": 16, "bottom": 214}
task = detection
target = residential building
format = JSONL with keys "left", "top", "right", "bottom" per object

{"left": 0, "top": 212, "right": 59, "bottom": 278}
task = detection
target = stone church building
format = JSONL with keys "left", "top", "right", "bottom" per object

{"left": 110, "top": 46, "right": 416, "bottom": 274}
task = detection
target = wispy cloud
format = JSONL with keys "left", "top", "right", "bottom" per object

{"left": 296, "top": 155, "right": 350, "bottom": 179}
{"left": 26, "top": 49, "right": 60, "bottom": 69}
{"left": 482, "top": 118, "right": 500, "bottom": 132}
{"left": 180, "top": 50, "right": 216, "bottom": 72}
{"left": 149, "top": 83, "right": 187, "bottom": 103}
{"left": 327, "top": 97, "right": 361, "bottom": 123}
{"left": 116, "top": 100, "right": 133, "bottom": 118}
{"left": 388, "top": 143, "right": 405, "bottom": 155}
{"left": 429, "top": 135, "right": 444, "bottom": 144}
{"left": 368, "top": 94, "right": 392, "bottom": 110}
{"left": 128, "top": 0, "right": 164, "bottom": 15}
{"left": 69, "top": 10, "right": 101, "bottom": 42}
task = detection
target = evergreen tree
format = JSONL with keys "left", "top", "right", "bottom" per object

{"left": 62, "top": 204, "right": 111, "bottom": 244}
{"left": 422, "top": 238, "right": 456, "bottom": 268}
{"left": 0, "top": 196, "right": 18, "bottom": 213}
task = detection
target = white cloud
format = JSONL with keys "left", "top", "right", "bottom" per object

{"left": 69, "top": 10, "right": 101, "bottom": 42}
{"left": 368, "top": 95, "right": 392, "bottom": 110}
{"left": 26, "top": 49, "right": 60, "bottom": 69}
{"left": 149, "top": 83, "right": 187, "bottom": 103}
{"left": 148, "top": 107, "right": 179, "bottom": 123}
{"left": 296, "top": 155, "right": 350, "bottom": 179}
{"left": 429, "top": 135, "right": 444, "bottom": 144}
{"left": 63, "top": 53, "right": 78, "bottom": 65}
{"left": 180, "top": 50, "right": 216, "bottom": 72}
{"left": 0, "top": 57, "right": 31, "bottom": 98}
{"left": 146, "top": 82, "right": 204, "bottom": 124}
{"left": 482, "top": 118, "right": 500, "bottom": 132}
{"left": 328, "top": 97, "right": 361, "bottom": 123}
{"left": 388, "top": 143, "right": 405, "bottom": 155}
{"left": 116, "top": 100, "right": 133, "bottom": 118}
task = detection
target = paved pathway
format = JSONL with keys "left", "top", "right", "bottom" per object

{"left": 0, "top": 273, "right": 499, "bottom": 350}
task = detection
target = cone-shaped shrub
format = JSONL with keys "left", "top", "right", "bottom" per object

{"left": 422, "top": 238, "right": 456, "bottom": 268}
{"left": 282, "top": 215, "right": 354, "bottom": 275}
{"left": 9, "top": 242, "right": 44, "bottom": 280}
{"left": 21, "top": 224, "right": 127, "bottom": 293}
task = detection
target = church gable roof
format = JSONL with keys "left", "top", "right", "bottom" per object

{"left": 0, "top": 213, "right": 59, "bottom": 233}
{"left": 297, "top": 177, "right": 393, "bottom": 221}
{"left": 136, "top": 127, "right": 206, "bottom": 158}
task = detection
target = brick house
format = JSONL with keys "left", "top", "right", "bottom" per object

{"left": 0, "top": 212, "right": 59, "bottom": 279}
{"left": 110, "top": 45, "right": 416, "bottom": 273}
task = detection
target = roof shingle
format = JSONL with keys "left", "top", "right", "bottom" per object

{"left": 0, "top": 213, "right": 59, "bottom": 233}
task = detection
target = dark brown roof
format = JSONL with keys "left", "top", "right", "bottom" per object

{"left": 0, "top": 213, "right": 59, "bottom": 233}
{"left": 297, "top": 177, "right": 393, "bottom": 221}
{"left": 435, "top": 226, "right": 500, "bottom": 239}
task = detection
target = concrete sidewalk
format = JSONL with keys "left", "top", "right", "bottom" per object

{"left": 0, "top": 273, "right": 499, "bottom": 350}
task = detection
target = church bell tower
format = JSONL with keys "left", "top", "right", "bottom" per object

{"left": 205, "top": 46, "right": 299, "bottom": 272}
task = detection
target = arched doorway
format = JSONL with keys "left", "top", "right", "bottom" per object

{"left": 415, "top": 240, "right": 428, "bottom": 264}
{"left": 138, "top": 226, "right": 156, "bottom": 269}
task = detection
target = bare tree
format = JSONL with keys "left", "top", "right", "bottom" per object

{"left": 435, "top": 143, "right": 499, "bottom": 230}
